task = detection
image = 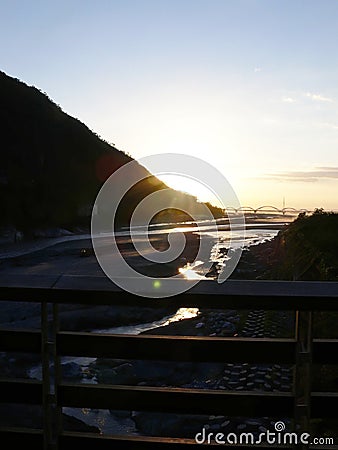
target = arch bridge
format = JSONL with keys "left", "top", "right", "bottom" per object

{"left": 225, "top": 205, "right": 312, "bottom": 215}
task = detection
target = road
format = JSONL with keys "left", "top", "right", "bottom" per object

{"left": 0, "top": 234, "right": 91, "bottom": 260}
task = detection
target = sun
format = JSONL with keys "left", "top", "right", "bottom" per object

{"left": 157, "top": 174, "right": 224, "bottom": 208}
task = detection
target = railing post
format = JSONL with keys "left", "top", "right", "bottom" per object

{"left": 41, "top": 302, "right": 60, "bottom": 449}
{"left": 41, "top": 301, "right": 53, "bottom": 449}
{"left": 52, "top": 303, "right": 62, "bottom": 449}
{"left": 294, "top": 310, "right": 313, "bottom": 448}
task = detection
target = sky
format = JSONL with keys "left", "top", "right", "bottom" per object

{"left": 1, "top": 0, "right": 338, "bottom": 211}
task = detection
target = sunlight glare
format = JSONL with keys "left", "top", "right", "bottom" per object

{"left": 158, "top": 174, "right": 223, "bottom": 208}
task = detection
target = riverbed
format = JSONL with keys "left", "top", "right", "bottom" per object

{"left": 0, "top": 213, "right": 296, "bottom": 436}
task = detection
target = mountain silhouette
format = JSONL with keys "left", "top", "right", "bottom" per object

{"left": 0, "top": 70, "right": 223, "bottom": 236}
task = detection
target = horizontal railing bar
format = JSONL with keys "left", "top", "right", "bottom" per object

{"left": 310, "top": 447, "right": 338, "bottom": 450}
{"left": 3, "top": 274, "right": 338, "bottom": 294}
{"left": 0, "top": 427, "right": 43, "bottom": 445}
{"left": 0, "top": 277, "right": 338, "bottom": 310}
{"left": 0, "top": 379, "right": 43, "bottom": 404}
{"left": 61, "top": 433, "right": 206, "bottom": 449}
{"left": 0, "top": 329, "right": 335, "bottom": 364}
{"left": 311, "top": 392, "right": 338, "bottom": 418}
{"left": 0, "top": 285, "right": 337, "bottom": 310}
{"left": 60, "top": 431, "right": 295, "bottom": 449}
{"left": 57, "top": 332, "right": 296, "bottom": 364}
{"left": 58, "top": 383, "right": 293, "bottom": 416}
{"left": 0, "top": 329, "right": 41, "bottom": 353}
{"left": 313, "top": 339, "right": 338, "bottom": 364}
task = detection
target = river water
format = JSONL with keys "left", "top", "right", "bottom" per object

{"left": 31, "top": 213, "right": 295, "bottom": 434}
{"left": 89, "top": 214, "right": 291, "bottom": 334}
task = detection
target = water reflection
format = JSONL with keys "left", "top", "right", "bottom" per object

{"left": 93, "top": 307, "right": 200, "bottom": 335}
{"left": 178, "top": 260, "right": 206, "bottom": 280}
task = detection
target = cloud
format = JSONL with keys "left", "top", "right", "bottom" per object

{"left": 264, "top": 167, "right": 338, "bottom": 183}
{"left": 305, "top": 92, "right": 334, "bottom": 103}
{"left": 282, "top": 97, "right": 296, "bottom": 103}
{"left": 254, "top": 67, "right": 262, "bottom": 73}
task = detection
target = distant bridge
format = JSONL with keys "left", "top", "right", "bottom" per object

{"left": 224, "top": 205, "right": 334, "bottom": 215}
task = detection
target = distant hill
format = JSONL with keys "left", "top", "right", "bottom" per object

{"left": 0, "top": 71, "right": 223, "bottom": 237}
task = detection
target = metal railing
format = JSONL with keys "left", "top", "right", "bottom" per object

{"left": 0, "top": 275, "right": 338, "bottom": 449}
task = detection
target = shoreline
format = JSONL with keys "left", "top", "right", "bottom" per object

{"left": 0, "top": 218, "right": 283, "bottom": 331}
{"left": 0, "top": 214, "right": 292, "bottom": 260}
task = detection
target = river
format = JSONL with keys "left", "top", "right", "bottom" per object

{"left": 29, "top": 213, "right": 295, "bottom": 434}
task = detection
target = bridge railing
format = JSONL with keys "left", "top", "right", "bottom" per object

{"left": 0, "top": 276, "right": 338, "bottom": 449}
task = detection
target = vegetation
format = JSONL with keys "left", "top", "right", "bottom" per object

{"left": 249, "top": 210, "right": 338, "bottom": 342}
{"left": 0, "top": 70, "right": 132, "bottom": 232}
{"left": 262, "top": 209, "right": 338, "bottom": 281}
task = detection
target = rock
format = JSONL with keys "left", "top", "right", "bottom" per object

{"left": 280, "top": 384, "right": 290, "bottom": 391}
{"left": 63, "top": 413, "right": 100, "bottom": 433}
{"left": 80, "top": 247, "right": 93, "bottom": 257}
{"left": 221, "top": 420, "right": 231, "bottom": 428}
{"left": 222, "top": 321, "right": 236, "bottom": 333}
{"left": 60, "top": 362, "right": 82, "bottom": 380}
{"left": 111, "top": 363, "right": 136, "bottom": 384}
{"left": 96, "top": 362, "right": 137, "bottom": 385}
{"left": 0, "top": 353, "right": 31, "bottom": 378}
{"left": 245, "top": 419, "right": 263, "bottom": 427}
{"left": 109, "top": 409, "right": 132, "bottom": 418}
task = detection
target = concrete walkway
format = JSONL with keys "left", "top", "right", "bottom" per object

{"left": 0, "top": 234, "right": 91, "bottom": 260}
